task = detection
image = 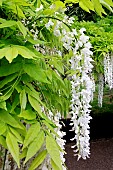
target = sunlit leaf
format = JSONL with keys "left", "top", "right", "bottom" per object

{"left": 5, "top": 46, "right": 18, "bottom": 63}
{"left": 18, "top": 109, "right": 36, "bottom": 120}
{"left": 42, "top": 120, "right": 58, "bottom": 137}
{"left": 24, "top": 63, "right": 50, "bottom": 83}
{"left": 17, "top": 21, "right": 27, "bottom": 38}
{"left": 20, "top": 89, "right": 27, "bottom": 110}
{"left": 0, "top": 20, "right": 16, "bottom": 28}
{"left": 23, "top": 122, "right": 40, "bottom": 149}
{"left": 28, "top": 95, "right": 43, "bottom": 117}
{"left": 51, "top": 159, "right": 62, "bottom": 170}
{"left": 0, "top": 0, "right": 3, "bottom": 6}
{"left": 16, "top": 46, "right": 35, "bottom": 59}
{"left": 46, "top": 135, "right": 62, "bottom": 170}
{"left": 0, "top": 110, "right": 23, "bottom": 129}
{"left": 16, "top": 5, "right": 25, "bottom": 18}
{"left": 25, "top": 130, "right": 45, "bottom": 163}
{"left": 79, "top": 0, "right": 90, "bottom": 12}
{"left": 0, "top": 121, "right": 7, "bottom": 135}
{"left": 9, "top": 126, "right": 24, "bottom": 143}
{"left": 29, "top": 150, "right": 47, "bottom": 170}
{"left": 0, "top": 101, "right": 7, "bottom": 110}
{"left": 0, "top": 47, "right": 8, "bottom": 59}
{"left": 0, "top": 136, "right": 7, "bottom": 149}
{"left": 6, "top": 132, "right": 20, "bottom": 167}
{"left": 19, "top": 148, "right": 27, "bottom": 159}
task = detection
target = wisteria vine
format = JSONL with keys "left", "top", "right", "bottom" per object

{"left": 23, "top": 3, "right": 95, "bottom": 167}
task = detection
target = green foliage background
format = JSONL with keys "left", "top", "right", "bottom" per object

{"left": 0, "top": 0, "right": 71, "bottom": 169}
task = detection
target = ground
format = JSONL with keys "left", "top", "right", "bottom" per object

{"left": 65, "top": 138, "right": 113, "bottom": 170}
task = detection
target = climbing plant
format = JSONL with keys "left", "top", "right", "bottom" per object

{"left": 0, "top": 0, "right": 71, "bottom": 169}
{"left": 0, "top": 0, "right": 113, "bottom": 169}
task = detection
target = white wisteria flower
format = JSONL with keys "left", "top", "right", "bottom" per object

{"left": 35, "top": 4, "right": 43, "bottom": 12}
{"left": 79, "top": 28, "right": 86, "bottom": 34}
{"left": 45, "top": 19, "right": 54, "bottom": 29}
{"left": 54, "top": 29, "right": 61, "bottom": 37}
{"left": 79, "top": 34, "right": 89, "bottom": 44}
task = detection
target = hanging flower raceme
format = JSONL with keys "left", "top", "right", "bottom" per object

{"left": 98, "top": 74, "right": 104, "bottom": 107}
{"left": 70, "top": 28, "right": 95, "bottom": 160}
{"left": 99, "top": 52, "right": 113, "bottom": 107}
{"left": 45, "top": 15, "right": 95, "bottom": 160}
{"left": 104, "top": 53, "right": 113, "bottom": 89}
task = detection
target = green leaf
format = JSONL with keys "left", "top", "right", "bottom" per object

{"left": 51, "top": 159, "right": 62, "bottom": 170}
{"left": 17, "top": 21, "right": 27, "bottom": 38}
{"left": 24, "top": 119, "right": 37, "bottom": 124}
{"left": 20, "top": 89, "right": 27, "bottom": 110}
{"left": 28, "top": 95, "right": 43, "bottom": 117}
{"left": 0, "top": 101, "right": 7, "bottom": 110}
{"left": 16, "top": 5, "right": 25, "bottom": 18}
{"left": 0, "top": 73, "right": 18, "bottom": 89}
{"left": 104, "top": 0, "right": 113, "bottom": 6}
{"left": 0, "top": 47, "right": 8, "bottom": 59}
{"left": 16, "top": 46, "right": 35, "bottom": 59}
{"left": 27, "top": 37, "right": 48, "bottom": 45}
{"left": 92, "top": 0, "right": 106, "bottom": 16}
{"left": 42, "top": 113, "right": 56, "bottom": 128}
{"left": 64, "top": 0, "right": 79, "bottom": 3}
{"left": 23, "top": 122, "right": 40, "bottom": 149}
{"left": 0, "top": 18, "right": 6, "bottom": 23}
{"left": 24, "top": 63, "right": 50, "bottom": 83}
{"left": 80, "top": 0, "right": 94, "bottom": 11}
{"left": 9, "top": 126, "right": 24, "bottom": 143}
{"left": 42, "top": 120, "right": 58, "bottom": 137}
{"left": 25, "top": 86, "right": 45, "bottom": 106}
{"left": 0, "top": 20, "right": 16, "bottom": 28}
{"left": 29, "top": 150, "right": 47, "bottom": 170}
{"left": 0, "top": 121, "right": 7, "bottom": 135}
{"left": 18, "top": 109, "right": 36, "bottom": 120}
{"left": 0, "top": 63, "right": 21, "bottom": 77}
{"left": 5, "top": 46, "right": 18, "bottom": 63}
{"left": 46, "top": 70, "right": 52, "bottom": 81}
{"left": 79, "top": 0, "right": 90, "bottom": 12}
{"left": 0, "top": 0, "right": 3, "bottom": 6}
{"left": 0, "top": 110, "right": 23, "bottom": 129}
{"left": 6, "top": 132, "right": 20, "bottom": 167}
{"left": 10, "top": 93, "right": 19, "bottom": 113}
{"left": 54, "top": 1, "right": 65, "bottom": 9}
{"left": 49, "top": 59, "right": 64, "bottom": 75}
{"left": 16, "top": 127, "right": 26, "bottom": 138}
{"left": 15, "top": 84, "right": 23, "bottom": 93}
{"left": 19, "top": 148, "right": 27, "bottom": 159}
{"left": 25, "top": 130, "right": 45, "bottom": 163}
{"left": 0, "top": 135, "right": 7, "bottom": 149}
{"left": 100, "top": 0, "right": 113, "bottom": 12}
{"left": 0, "top": 88, "right": 14, "bottom": 101}
{"left": 46, "top": 135, "right": 62, "bottom": 170}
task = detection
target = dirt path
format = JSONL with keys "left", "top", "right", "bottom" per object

{"left": 65, "top": 138, "right": 113, "bottom": 170}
